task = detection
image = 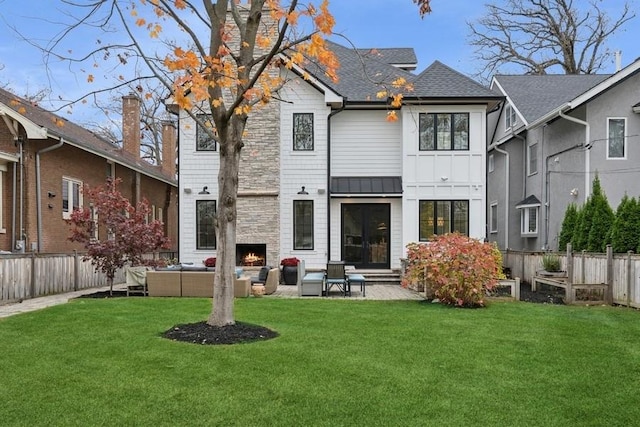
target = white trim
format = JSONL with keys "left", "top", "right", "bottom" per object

{"left": 519, "top": 206, "right": 539, "bottom": 236}
{"left": 488, "top": 153, "right": 494, "bottom": 173}
{"left": 62, "top": 177, "right": 83, "bottom": 220}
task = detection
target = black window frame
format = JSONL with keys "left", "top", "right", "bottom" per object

{"left": 196, "top": 113, "right": 217, "bottom": 152}
{"left": 419, "top": 112, "right": 469, "bottom": 151}
{"left": 293, "top": 200, "right": 314, "bottom": 250}
{"left": 196, "top": 200, "right": 217, "bottom": 250}
{"left": 418, "top": 200, "right": 469, "bottom": 241}
{"left": 293, "top": 113, "right": 314, "bottom": 151}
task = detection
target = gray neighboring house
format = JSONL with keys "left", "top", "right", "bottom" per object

{"left": 487, "top": 58, "right": 640, "bottom": 251}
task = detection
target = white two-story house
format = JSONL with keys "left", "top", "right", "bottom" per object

{"left": 174, "top": 40, "right": 501, "bottom": 271}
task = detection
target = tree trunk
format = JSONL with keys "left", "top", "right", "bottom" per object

{"left": 107, "top": 275, "right": 114, "bottom": 297}
{"left": 207, "top": 120, "right": 243, "bottom": 327}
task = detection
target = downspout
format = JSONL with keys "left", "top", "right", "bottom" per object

{"left": 488, "top": 142, "right": 509, "bottom": 249}
{"left": 326, "top": 102, "right": 346, "bottom": 261}
{"left": 36, "top": 138, "right": 65, "bottom": 252}
{"left": 12, "top": 161, "right": 17, "bottom": 251}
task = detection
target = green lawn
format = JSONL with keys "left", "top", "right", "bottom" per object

{"left": 1, "top": 297, "right": 639, "bottom": 426}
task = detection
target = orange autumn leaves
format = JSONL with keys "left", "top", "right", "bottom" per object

{"left": 146, "top": 0, "right": 340, "bottom": 115}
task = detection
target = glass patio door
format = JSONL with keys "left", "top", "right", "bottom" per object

{"left": 341, "top": 204, "right": 390, "bottom": 269}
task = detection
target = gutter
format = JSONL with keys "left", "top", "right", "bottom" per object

{"left": 36, "top": 138, "right": 65, "bottom": 252}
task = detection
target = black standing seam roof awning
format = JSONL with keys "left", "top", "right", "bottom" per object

{"left": 330, "top": 176, "right": 403, "bottom": 196}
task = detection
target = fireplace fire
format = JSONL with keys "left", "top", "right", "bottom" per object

{"left": 236, "top": 244, "right": 267, "bottom": 266}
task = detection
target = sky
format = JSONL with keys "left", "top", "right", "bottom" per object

{"left": 0, "top": 0, "right": 637, "bottom": 124}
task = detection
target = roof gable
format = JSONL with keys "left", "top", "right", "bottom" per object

{"left": 0, "top": 87, "right": 175, "bottom": 185}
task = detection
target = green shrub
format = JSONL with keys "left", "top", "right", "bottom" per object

{"left": 558, "top": 203, "right": 579, "bottom": 252}
{"left": 404, "top": 233, "right": 503, "bottom": 308}
{"left": 542, "top": 253, "right": 561, "bottom": 272}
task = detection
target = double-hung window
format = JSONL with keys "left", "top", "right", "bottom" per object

{"left": 419, "top": 113, "right": 469, "bottom": 150}
{"left": 293, "top": 113, "right": 314, "bottom": 151}
{"left": 293, "top": 200, "right": 314, "bottom": 250}
{"left": 196, "top": 113, "right": 217, "bottom": 151}
{"left": 196, "top": 200, "right": 216, "bottom": 249}
{"left": 419, "top": 200, "right": 469, "bottom": 241}
{"left": 62, "top": 177, "right": 82, "bottom": 219}
{"left": 490, "top": 202, "right": 498, "bottom": 234}
{"left": 607, "top": 118, "right": 626, "bottom": 159}
{"left": 528, "top": 142, "right": 538, "bottom": 175}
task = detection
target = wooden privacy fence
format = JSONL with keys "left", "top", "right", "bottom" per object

{"left": 0, "top": 252, "right": 126, "bottom": 303}
{"left": 503, "top": 245, "right": 640, "bottom": 308}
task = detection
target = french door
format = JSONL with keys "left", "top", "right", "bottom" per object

{"left": 341, "top": 204, "right": 390, "bottom": 269}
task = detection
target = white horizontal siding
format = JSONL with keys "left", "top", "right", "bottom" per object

{"left": 331, "top": 110, "right": 402, "bottom": 176}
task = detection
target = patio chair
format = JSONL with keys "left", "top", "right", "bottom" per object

{"left": 325, "top": 261, "right": 350, "bottom": 297}
{"left": 251, "top": 265, "right": 272, "bottom": 285}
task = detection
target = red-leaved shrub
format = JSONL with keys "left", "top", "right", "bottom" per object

{"left": 402, "top": 233, "right": 503, "bottom": 307}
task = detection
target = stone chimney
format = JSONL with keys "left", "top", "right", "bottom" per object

{"left": 161, "top": 120, "right": 177, "bottom": 177}
{"left": 122, "top": 93, "right": 141, "bottom": 159}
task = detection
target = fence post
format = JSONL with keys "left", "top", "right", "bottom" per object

{"left": 565, "top": 243, "right": 573, "bottom": 304}
{"left": 626, "top": 251, "right": 633, "bottom": 308}
{"left": 581, "top": 250, "right": 586, "bottom": 284}
{"left": 606, "top": 245, "right": 613, "bottom": 305}
{"left": 30, "top": 252, "right": 36, "bottom": 298}
{"left": 73, "top": 250, "right": 79, "bottom": 291}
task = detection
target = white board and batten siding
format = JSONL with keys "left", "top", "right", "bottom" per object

{"left": 279, "top": 76, "right": 332, "bottom": 268}
{"left": 401, "top": 106, "right": 488, "bottom": 247}
{"left": 178, "top": 109, "right": 219, "bottom": 264}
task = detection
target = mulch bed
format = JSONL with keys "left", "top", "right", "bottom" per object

{"left": 76, "top": 281, "right": 564, "bottom": 345}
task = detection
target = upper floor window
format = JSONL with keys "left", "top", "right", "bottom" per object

{"left": 488, "top": 153, "right": 495, "bottom": 173}
{"left": 196, "top": 200, "right": 216, "bottom": 249}
{"left": 62, "top": 177, "right": 82, "bottom": 219}
{"left": 490, "top": 202, "right": 498, "bottom": 233}
{"left": 419, "top": 113, "right": 469, "bottom": 151}
{"left": 505, "top": 104, "right": 517, "bottom": 129}
{"left": 293, "top": 200, "right": 314, "bottom": 250}
{"left": 607, "top": 118, "right": 626, "bottom": 159}
{"left": 419, "top": 200, "right": 469, "bottom": 241}
{"left": 293, "top": 113, "right": 314, "bottom": 151}
{"left": 528, "top": 142, "right": 538, "bottom": 175}
{"left": 196, "top": 114, "right": 217, "bottom": 151}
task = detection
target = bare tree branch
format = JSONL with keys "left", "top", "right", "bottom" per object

{"left": 467, "top": 0, "right": 635, "bottom": 77}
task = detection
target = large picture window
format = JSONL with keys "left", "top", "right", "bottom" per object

{"left": 293, "top": 113, "right": 314, "bottom": 151}
{"left": 293, "top": 200, "right": 314, "bottom": 250}
{"left": 419, "top": 200, "right": 469, "bottom": 241}
{"left": 607, "top": 117, "right": 626, "bottom": 159}
{"left": 62, "top": 177, "right": 82, "bottom": 219}
{"left": 196, "top": 114, "right": 217, "bottom": 151}
{"left": 419, "top": 113, "right": 469, "bottom": 151}
{"left": 196, "top": 200, "right": 216, "bottom": 249}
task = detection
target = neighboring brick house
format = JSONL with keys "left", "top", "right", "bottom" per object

{"left": 0, "top": 88, "right": 178, "bottom": 253}
{"left": 173, "top": 39, "right": 502, "bottom": 270}
{"left": 487, "top": 58, "right": 640, "bottom": 251}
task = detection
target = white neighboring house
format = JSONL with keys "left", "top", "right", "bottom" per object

{"left": 173, "top": 40, "right": 502, "bottom": 270}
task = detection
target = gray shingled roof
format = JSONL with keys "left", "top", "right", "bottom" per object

{"left": 0, "top": 87, "right": 176, "bottom": 185}
{"left": 355, "top": 47, "right": 417, "bottom": 68}
{"left": 494, "top": 74, "right": 610, "bottom": 124}
{"left": 308, "top": 41, "right": 500, "bottom": 103}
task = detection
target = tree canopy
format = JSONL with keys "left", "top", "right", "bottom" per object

{"left": 468, "top": 0, "right": 635, "bottom": 77}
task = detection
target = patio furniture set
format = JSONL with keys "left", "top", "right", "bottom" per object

{"left": 297, "top": 260, "right": 366, "bottom": 297}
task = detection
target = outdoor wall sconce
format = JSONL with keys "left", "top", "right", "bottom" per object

{"left": 297, "top": 186, "right": 309, "bottom": 195}
{"left": 47, "top": 191, "right": 56, "bottom": 198}
{"left": 199, "top": 186, "right": 210, "bottom": 195}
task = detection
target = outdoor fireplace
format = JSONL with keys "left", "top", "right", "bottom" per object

{"left": 236, "top": 244, "right": 267, "bottom": 266}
